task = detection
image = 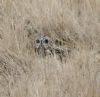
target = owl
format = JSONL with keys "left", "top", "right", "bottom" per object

{"left": 34, "top": 35, "right": 54, "bottom": 57}
{"left": 34, "top": 34, "right": 67, "bottom": 62}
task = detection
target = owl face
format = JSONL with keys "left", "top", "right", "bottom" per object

{"left": 34, "top": 35, "right": 53, "bottom": 56}
{"left": 34, "top": 36, "right": 52, "bottom": 48}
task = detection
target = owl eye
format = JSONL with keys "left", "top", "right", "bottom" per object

{"left": 44, "top": 39, "right": 48, "bottom": 44}
{"left": 36, "top": 39, "right": 40, "bottom": 43}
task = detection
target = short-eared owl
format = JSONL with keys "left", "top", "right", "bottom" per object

{"left": 34, "top": 34, "right": 67, "bottom": 62}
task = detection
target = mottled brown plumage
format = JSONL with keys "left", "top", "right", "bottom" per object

{"left": 34, "top": 35, "right": 67, "bottom": 62}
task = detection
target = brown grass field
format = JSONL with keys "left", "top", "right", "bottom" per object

{"left": 0, "top": 0, "right": 100, "bottom": 97}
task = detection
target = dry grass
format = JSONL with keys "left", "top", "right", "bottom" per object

{"left": 0, "top": 0, "right": 100, "bottom": 97}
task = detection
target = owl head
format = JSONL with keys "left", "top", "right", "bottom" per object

{"left": 34, "top": 35, "right": 53, "bottom": 56}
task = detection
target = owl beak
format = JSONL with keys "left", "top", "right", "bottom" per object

{"left": 40, "top": 40, "right": 42, "bottom": 46}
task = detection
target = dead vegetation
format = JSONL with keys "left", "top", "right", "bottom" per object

{"left": 0, "top": 0, "right": 100, "bottom": 97}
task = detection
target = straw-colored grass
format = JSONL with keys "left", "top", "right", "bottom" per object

{"left": 0, "top": 0, "right": 100, "bottom": 97}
